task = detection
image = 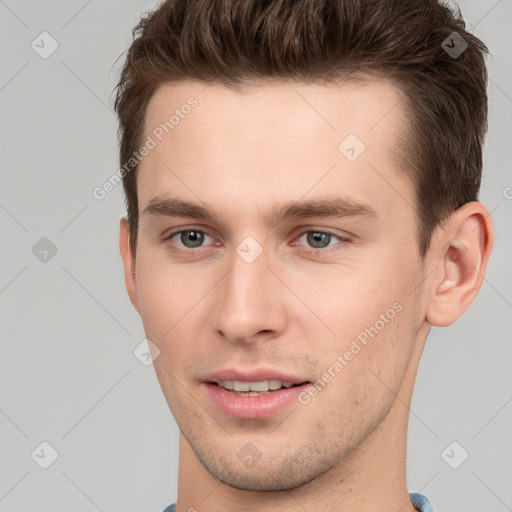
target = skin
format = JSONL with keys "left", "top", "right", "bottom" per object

{"left": 119, "top": 78, "right": 493, "bottom": 512}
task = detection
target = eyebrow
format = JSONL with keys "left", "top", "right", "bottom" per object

{"left": 142, "top": 195, "right": 378, "bottom": 225}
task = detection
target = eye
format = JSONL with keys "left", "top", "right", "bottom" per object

{"left": 163, "top": 229, "right": 217, "bottom": 252}
{"left": 295, "top": 230, "right": 350, "bottom": 253}
{"left": 175, "top": 230, "right": 207, "bottom": 248}
{"left": 161, "top": 227, "right": 350, "bottom": 257}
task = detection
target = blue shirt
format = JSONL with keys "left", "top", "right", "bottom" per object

{"left": 161, "top": 492, "right": 435, "bottom": 511}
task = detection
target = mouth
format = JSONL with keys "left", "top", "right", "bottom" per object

{"left": 203, "top": 380, "right": 312, "bottom": 419}
{"left": 201, "top": 368, "right": 313, "bottom": 419}
{"left": 209, "top": 379, "right": 308, "bottom": 396}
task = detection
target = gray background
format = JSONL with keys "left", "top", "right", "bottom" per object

{"left": 1, "top": 0, "right": 511, "bottom": 511}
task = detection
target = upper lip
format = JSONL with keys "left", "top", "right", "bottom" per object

{"left": 203, "top": 368, "right": 310, "bottom": 384}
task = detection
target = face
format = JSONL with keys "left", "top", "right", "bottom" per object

{"left": 124, "top": 78, "right": 431, "bottom": 491}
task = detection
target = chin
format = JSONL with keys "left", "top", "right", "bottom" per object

{"left": 187, "top": 433, "right": 339, "bottom": 492}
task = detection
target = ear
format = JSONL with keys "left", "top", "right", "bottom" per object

{"left": 119, "top": 216, "right": 140, "bottom": 312}
{"left": 426, "top": 201, "right": 494, "bottom": 327}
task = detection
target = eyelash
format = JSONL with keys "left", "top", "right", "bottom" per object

{"left": 161, "top": 227, "right": 351, "bottom": 256}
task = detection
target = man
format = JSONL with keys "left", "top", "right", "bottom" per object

{"left": 115, "top": 0, "right": 493, "bottom": 510}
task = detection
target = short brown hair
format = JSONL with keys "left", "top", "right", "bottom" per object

{"left": 113, "top": 0, "right": 489, "bottom": 259}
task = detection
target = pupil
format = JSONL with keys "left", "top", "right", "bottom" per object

{"left": 307, "top": 231, "right": 330, "bottom": 249}
{"left": 181, "top": 230, "right": 204, "bottom": 248}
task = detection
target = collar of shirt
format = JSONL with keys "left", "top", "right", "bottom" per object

{"left": 161, "top": 492, "right": 436, "bottom": 512}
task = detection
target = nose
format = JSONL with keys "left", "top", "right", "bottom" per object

{"left": 212, "top": 246, "right": 287, "bottom": 344}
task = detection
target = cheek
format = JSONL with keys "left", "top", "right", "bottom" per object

{"left": 298, "top": 253, "right": 420, "bottom": 391}
{"left": 309, "top": 295, "right": 418, "bottom": 433}
{"left": 297, "top": 257, "right": 413, "bottom": 344}
{"left": 135, "top": 250, "right": 219, "bottom": 372}
{"left": 135, "top": 247, "right": 204, "bottom": 333}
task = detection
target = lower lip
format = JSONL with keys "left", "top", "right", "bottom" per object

{"left": 204, "top": 382, "right": 311, "bottom": 420}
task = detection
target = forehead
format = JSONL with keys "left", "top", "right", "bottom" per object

{"left": 138, "top": 78, "right": 412, "bottom": 221}
{"left": 143, "top": 77, "right": 407, "bottom": 150}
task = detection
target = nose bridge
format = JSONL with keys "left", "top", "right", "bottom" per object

{"left": 213, "top": 240, "right": 285, "bottom": 343}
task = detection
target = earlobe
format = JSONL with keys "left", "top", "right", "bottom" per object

{"left": 119, "top": 217, "right": 140, "bottom": 312}
{"left": 426, "top": 202, "right": 493, "bottom": 327}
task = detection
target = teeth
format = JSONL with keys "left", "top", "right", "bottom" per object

{"left": 217, "top": 380, "right": 296, "bottom": 392}
{"left": 269, "top": 379, "right": 283, "bottom": 390}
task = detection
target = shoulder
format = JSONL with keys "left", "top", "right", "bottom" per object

{"left": 410, "top": 492, "right": 436, "bottom": 512}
